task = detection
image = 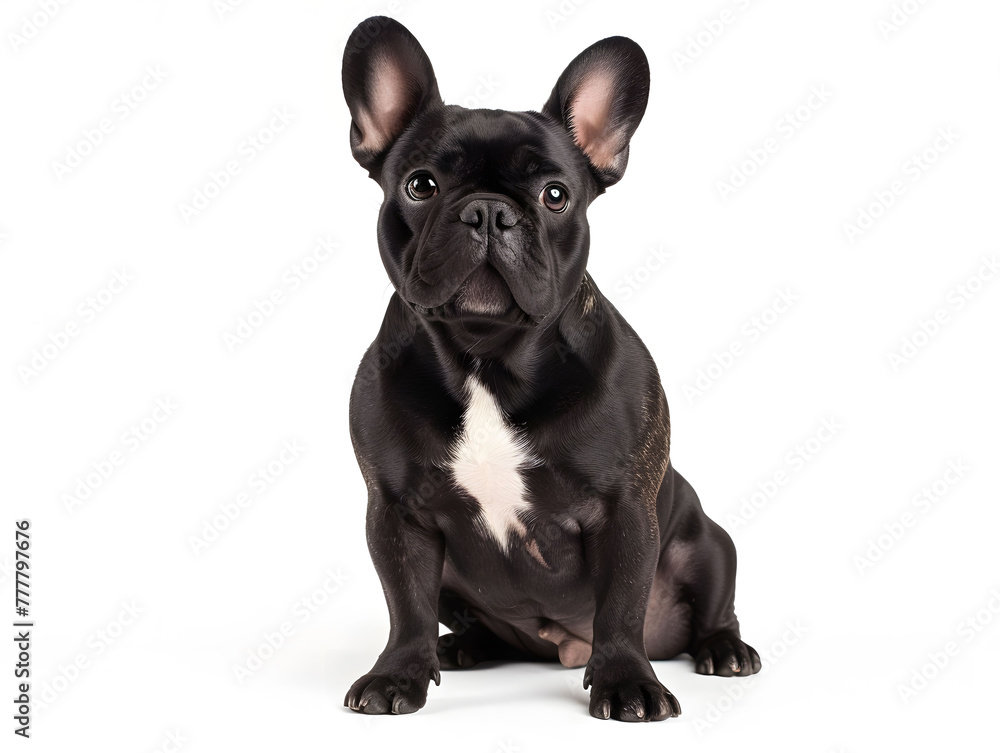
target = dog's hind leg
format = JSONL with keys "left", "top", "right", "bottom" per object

{"left": 656, "top": 467, "right": 762, "bottom": 677}
{"left": 436, "top": 590, "right": 540, "bottom": 669}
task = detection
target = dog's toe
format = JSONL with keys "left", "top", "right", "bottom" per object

{"left": 344, "top": 672, "right": 430, "bottom": 715}
{"left": 694, "top": 632, "right": 762, "bottom": 677}
{"left": 588, "top": 679, "right": 681, "bottom": 722}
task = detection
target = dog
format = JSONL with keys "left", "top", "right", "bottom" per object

{"left": 341, "top": 16, "right": 760, "bottom": 722}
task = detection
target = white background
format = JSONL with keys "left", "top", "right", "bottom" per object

{"left": 2, "top": 0, "right": 999, "bottom": 750}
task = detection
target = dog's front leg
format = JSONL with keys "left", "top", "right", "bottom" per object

{"left": 582, "top": 500, "right": 681, "bottom": 722}
{"left": 345, "top": 486, "right": 444, "bottom": 715}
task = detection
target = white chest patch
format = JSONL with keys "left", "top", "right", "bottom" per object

{"left": 449, "top": 377, "right": 539, "bottom": 550}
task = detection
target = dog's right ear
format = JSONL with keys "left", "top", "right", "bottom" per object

{"left": 342, "top": 16, "right": 442, "bottom": 178}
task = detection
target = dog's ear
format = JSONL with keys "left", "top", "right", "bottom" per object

{"left": 542, "top": 37, "right": 649, "bottom": 188}
{"left": 342, "top": 16, "right": 442, "bottom": 177}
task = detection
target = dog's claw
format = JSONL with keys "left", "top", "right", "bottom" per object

{"left": 344, "top": 672, "right": 430, "bottom": 715}
{"left": 694, "top": 632, "right": 762, "bottom": 677}
{"left": 586, "top": 657, "right": 680, "bottom": 723}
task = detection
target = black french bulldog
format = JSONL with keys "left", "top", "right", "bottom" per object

{"left": 341, "top": 16, "right": 760, "bottom": 722}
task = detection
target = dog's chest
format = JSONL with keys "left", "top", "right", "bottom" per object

{"left": 448, "top": 377, "right": 540, "bottom": 550}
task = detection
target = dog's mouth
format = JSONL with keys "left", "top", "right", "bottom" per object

{"left": 454, "top": 265, "right": 513, "bottom": 316}
{"left": 410, "top": 264, "right": 525, "bottom": 323}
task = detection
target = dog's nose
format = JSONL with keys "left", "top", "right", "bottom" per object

{"left": 459, "top": 194, "right": 522, "bottom": 231}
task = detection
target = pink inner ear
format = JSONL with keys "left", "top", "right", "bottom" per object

{"left": 569, "top": 71, "right": 620, "bottom": 170}
{"left": 354, "top": 55, "right": 411, "bottom": 154}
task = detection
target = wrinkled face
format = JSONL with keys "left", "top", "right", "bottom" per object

{"left": 379, "top": 107, "right": 597, "bottom": 323}
{"left": 342, "top": 16, "right": 649, "bottom": 331}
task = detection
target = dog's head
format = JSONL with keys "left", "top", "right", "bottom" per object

{"left": 342, "top": 16, "right": 648, "bottom": 326}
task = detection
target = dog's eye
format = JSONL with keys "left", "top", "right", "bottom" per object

{"left": 540, "top": 184, "right": 568, "bottom": 212}
{"left": 406, "top": 173, "right": 438, "bottom": 201}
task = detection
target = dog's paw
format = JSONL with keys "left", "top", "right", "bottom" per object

{"left": 344, "top": 667, "right": 439, "bottom": 715}
{"left": 437, "top": 632, "right": 483, "bottom": 669}
{"left": 587, "top": 677, "right": 681, "bottom": 722}
{"left": 437, "top": 627, "right": 531, "bottom": 669}
{"left": 584, "top": 660, "right": 681, "bottom": 722}
{"left": 694, "top": 632, "right": 762, "bottom": 677}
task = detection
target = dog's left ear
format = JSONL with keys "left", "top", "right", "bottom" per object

{"left": 342, "top": 16, "right": 442, "bottom": 177}
{"left": 542, "top": 37, "right": 649, "bottom": 188}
